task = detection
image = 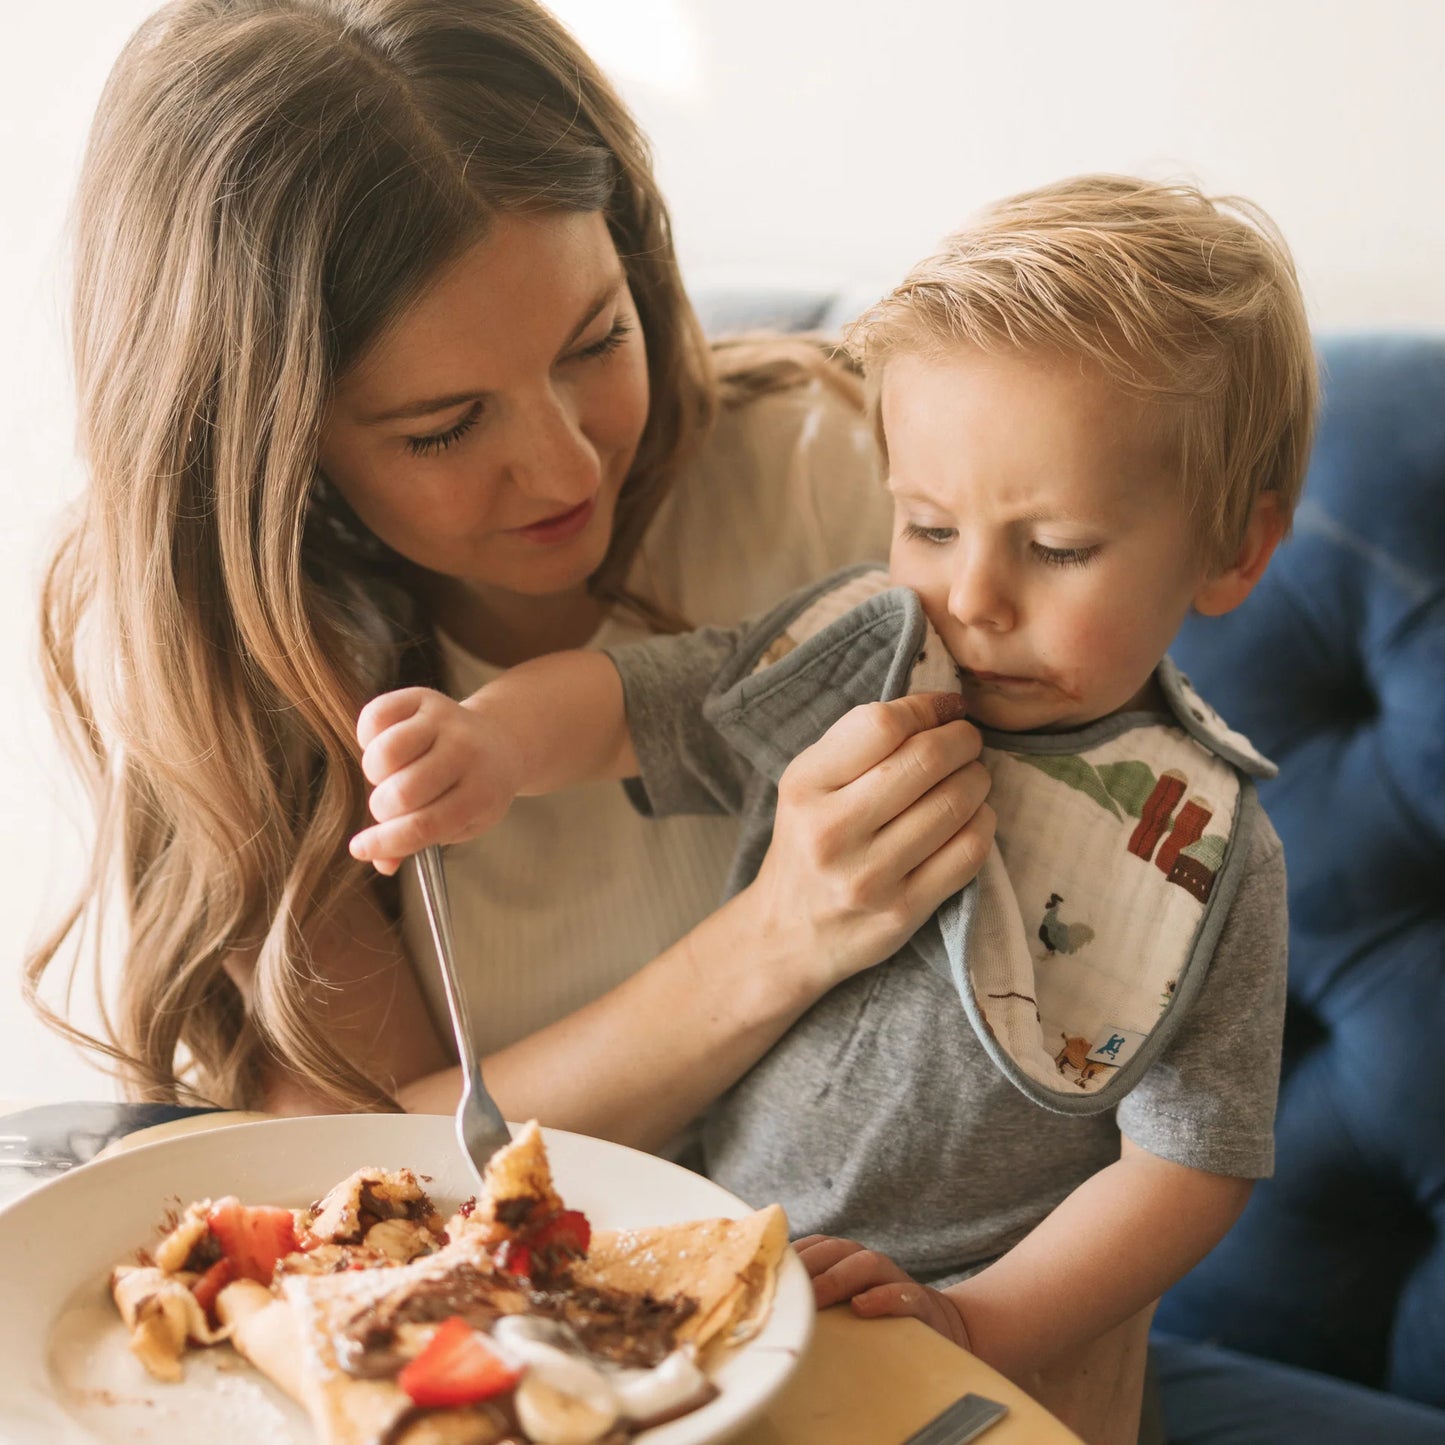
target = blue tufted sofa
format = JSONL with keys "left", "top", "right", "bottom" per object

{"left": 1154, "top": 333, "right": 1445, "bottom": 1409}
{"left": 694, "top": 293, "right": 1445, "bottom": 1413}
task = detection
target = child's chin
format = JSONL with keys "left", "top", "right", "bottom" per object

{"left": 965, "top": 697, "right": 1077, "bottom": 735}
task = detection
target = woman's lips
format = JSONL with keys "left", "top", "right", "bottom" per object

{"left": 510, "top": 497, "right": 596, "bottom": 545}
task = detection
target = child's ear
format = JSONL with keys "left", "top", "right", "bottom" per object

{"left": 1193, "top": 492, "right": 1287, "bottom": 618}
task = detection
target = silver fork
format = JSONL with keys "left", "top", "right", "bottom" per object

{"left": 902, "top": 1393, "right": 1009, "bottom": 1445}
{"left": 414, "top": 845, "right": 511, "bottom": 1191}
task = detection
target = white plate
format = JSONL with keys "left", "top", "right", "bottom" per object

{"left": 0, "top": 1114, "right": 812, "bottom": 1445}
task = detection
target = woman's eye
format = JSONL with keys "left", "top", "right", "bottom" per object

{"left": 571, "top": 317, "right": 633, "bottom": 362}
{"left": 406, "top": 403, "right": 482, "bottom": 458}
{"left": 902, "top": 522, "right": 957, "bottom": 546}
{"left": 1032, "top": 542, "right": 1100, "bottom": 568}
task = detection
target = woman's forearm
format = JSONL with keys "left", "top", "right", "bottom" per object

{"left": 948, "top": 1142, "right": 1252, "bottom": 1383}
{"left": 397, "top": 886, "right": 819, "bottom": 1148}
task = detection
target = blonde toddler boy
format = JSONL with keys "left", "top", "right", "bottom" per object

{"left": 350, "top": 176, "right": 1315, "bottom": 1403}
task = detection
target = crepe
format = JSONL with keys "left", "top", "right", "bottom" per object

{"left": 111, "top": 1122, "right": 788, "bottom": 1445}
{"left": 575, "top": 1207, "right": 788, "bottom": 1357}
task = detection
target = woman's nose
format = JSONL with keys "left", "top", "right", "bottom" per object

{"left": 505, "top": 389, "right": 599, "bottom": 503}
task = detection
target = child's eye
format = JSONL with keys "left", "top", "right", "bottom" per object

{"left": 406, "top": 403, "right": 482, "bottom": 458}
{"left": 570, "top": 318, "right": 633, "bottom": 362}
{"left": 1032, "top": 542, "right": 1100, "bottom": 568}
{"left": 903, "top": 522, "right": 957, "bottom": 546}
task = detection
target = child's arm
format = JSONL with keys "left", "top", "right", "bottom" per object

{"left": 802, "top": 1137, "right": 1251, "bottom": 1382}
{"left": 350, "top": 650, "right": 636, "bottom": 873}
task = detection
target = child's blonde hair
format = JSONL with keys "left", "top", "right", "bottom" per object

{"left": 848, "top": 174, "right": 1318, "bottom": 568}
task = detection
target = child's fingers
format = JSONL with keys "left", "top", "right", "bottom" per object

{"left": 851, "top": 1283, "right": 971, "bottom": 1350}
{"left": 356, "top": 687, "right": 434, "bottom": 750}
{"left": 850, "top": 1282, "right": 930, "bottom": 1319}
{"left": 805, "top": 1245, "right": 909, "bottom": 1309}
{"left": 360, "top": 705, "right": 454, "bottom": 787}
{"left": 366, "top": 747, "right": 466, "bottom": 824}
{"left": 350, "top": 803, "right": 454, "bottom": 864}
{"left": 793, "top": 1235, "right": 864, "bottom": 1279}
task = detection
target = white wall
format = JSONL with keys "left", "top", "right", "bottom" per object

{"left": 2, "top": 0, "right": 1441, "bottom": 1102}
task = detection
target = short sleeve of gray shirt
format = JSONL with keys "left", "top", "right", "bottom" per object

{"left": 608, "top": 623, "right": 752, "bottom": 818}
{"left": 1115, "top": 813, "right": 1288, "bottom": 1178}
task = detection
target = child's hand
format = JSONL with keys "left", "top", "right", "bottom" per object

{"left": 794, "top": 1235, "right": 972, "bottom": 1351}
{"left": 350, "top": 687, "right": 520, "bottom": 875}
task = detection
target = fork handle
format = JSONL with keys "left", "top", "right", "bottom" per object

{"left": 415, "top": 845, "right": 479, "bottom": 1092}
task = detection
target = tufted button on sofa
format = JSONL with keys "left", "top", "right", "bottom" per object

{"left": 693, "top": 292, "right": 1445, "bottom": 1410}
{"left": 1153, "top": 333, "right": 1445, "bottom": 1408}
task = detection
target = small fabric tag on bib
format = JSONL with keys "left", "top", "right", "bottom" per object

{"left": 1087, "top": 1027, "right": 1148, "bottom": 1068}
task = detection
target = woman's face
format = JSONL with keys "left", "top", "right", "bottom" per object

{"left": 319, "top": 210, "right": 650, "bottom": 644}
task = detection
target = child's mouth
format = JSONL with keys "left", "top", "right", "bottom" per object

{"left": 961, "top": 668, "right": 1038, "bottom": 687}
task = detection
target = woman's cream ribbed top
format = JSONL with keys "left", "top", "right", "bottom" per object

{"left": 398, "top": 380, "right": 890, "bottom": 1058}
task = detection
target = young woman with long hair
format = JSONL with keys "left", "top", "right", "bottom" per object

{"left": 28, "top": 0, "right": 993, "bottom": 1130}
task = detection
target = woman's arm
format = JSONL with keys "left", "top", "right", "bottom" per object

{"left": 265, "top": 692, "right": 994, "bottom": 1142}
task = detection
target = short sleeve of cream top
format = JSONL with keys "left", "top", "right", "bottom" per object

{"left": 398, "top": 377, "right": 891, "bottom": 1059}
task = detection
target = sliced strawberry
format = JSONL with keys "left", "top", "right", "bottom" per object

{"left": 495, "top": 1238, "right": 532, "bottom": 1279}
{"left": 397, "top": 1316, "right": 522, "bottom": 1408}
{"left": 208, "top": 1198, "right": 300, "bottom": 1285}
{"left": 190, "top": 1257, "right": 236, "bottom": 1325}
{"left": 534, "top": 1208, "right": 591, "bottom": 1259}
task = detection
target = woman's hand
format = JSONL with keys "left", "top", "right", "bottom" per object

{"left": 796, "top": 1235, "right": 972, "bottom": 1351}
{"left": 351, "top": 686, "right": 522, "bottom": 875}
{"left": 744, "top": 692, "right": 994, "bottom": 999}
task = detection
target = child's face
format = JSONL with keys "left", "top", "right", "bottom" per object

{"left": 883, "top": 346, "right": 1214, "bottom": 734}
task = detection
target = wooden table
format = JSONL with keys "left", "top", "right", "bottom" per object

{"left": 6, "top": 1104, "right": 1081, "bottom": 1444}
{"left": 748, "top": 1307, "right": 1080, "bottom": 1443}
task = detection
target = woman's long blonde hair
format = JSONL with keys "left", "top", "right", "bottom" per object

{"left": 28, "top": 0, "right": 826, "bottom": 1111}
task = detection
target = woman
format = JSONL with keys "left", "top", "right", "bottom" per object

{"left": 27, "top": 0, "right": 992, "bottom": 1136}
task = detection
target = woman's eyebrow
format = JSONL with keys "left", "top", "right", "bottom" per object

{"left": 362, "top": 276, "right": 626, "bottom": 426}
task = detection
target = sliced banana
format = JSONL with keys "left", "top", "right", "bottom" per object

{"left": 513, "top": 1370, "right": 619, "bottom": 1445}
{"left": 491, "top": 1321, "right": 620, "bottom": 1445}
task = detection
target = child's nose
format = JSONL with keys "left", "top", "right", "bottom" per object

{"left": 947, "top": 554, "right": 1016, "bottom": 631}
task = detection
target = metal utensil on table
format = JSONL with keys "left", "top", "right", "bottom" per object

{"left": 414, "top": 845, "right": 511, "bottom": 1189}
{"left": 902, "top": 1392, "right": 1009, "bottom": 1445}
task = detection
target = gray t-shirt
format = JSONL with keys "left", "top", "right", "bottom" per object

{"left": 607, "top": 583, "right": 1287, "bottom": 1284}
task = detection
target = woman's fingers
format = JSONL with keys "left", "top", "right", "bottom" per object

{"left": 785, "top": 694, "right": 972, "bottom": 798}
{"left": 903, "top": 799, "right": 997, "bottom": 913}
{"left": 870, "top": 756, "right": 994, "bottom": 879}
{"left": 833, "top": 716, "right": 985, "bottom": 837}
